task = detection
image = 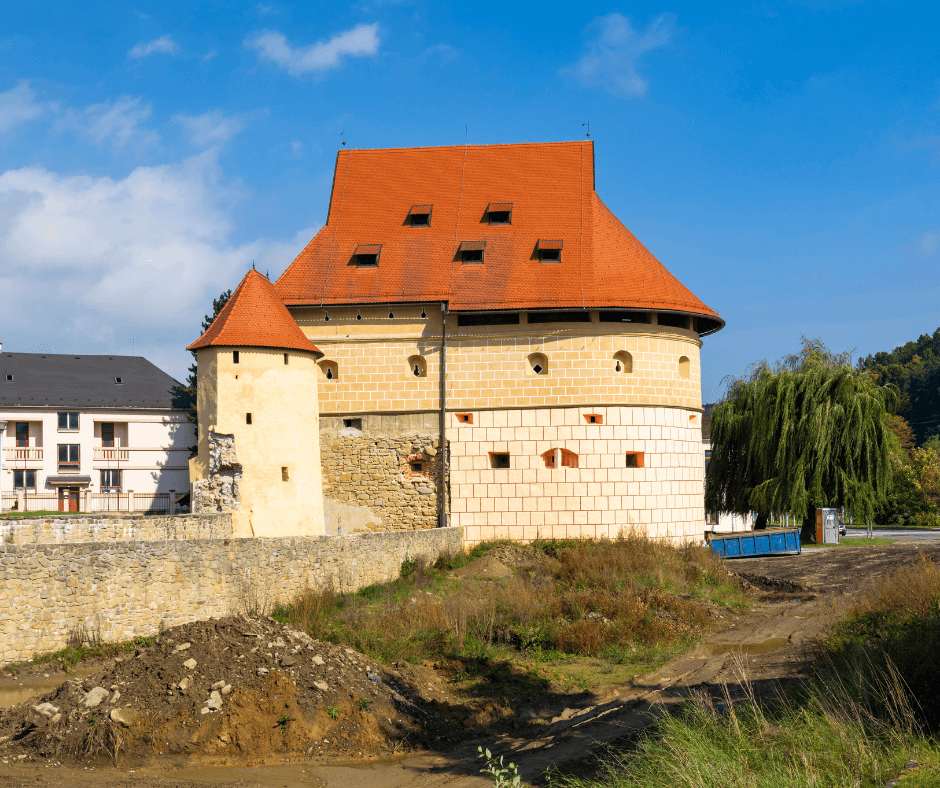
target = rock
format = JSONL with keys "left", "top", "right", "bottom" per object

{"left": 32, "top": 702, "right": 58, "bottom": 718}
{"left": 200, "top": 707, "right": 211, "bottom": 715}
{"left": 183, "top": 658, "right": 197, "bottom": 670}
{"left": 221, "top": 684, "right": 232, "bottom": 695}
{"left": 312, "top": 655, "right": 325, "bottom": 666}
{"left": 211, "top": 680, "right": 226, "bottom": 690}
{"left": 368, "top": 673, "right": 382, "bottom": 683}
{"left": 50, "top": 714, "right": 62, "bottom": 724}
{"left": 257, "top": 668, "right": 269, "bottom": 677}
{"left": 82, "top": 687, "right": 110, "bottom": 708}
{"left": 108, "top": 690, "right": 121, "bottom": 704}
{"left": 218, "top": 733, "right": 231, "bottom": 744}
{"left": 281, "top": 655, "right": 298, "bottom": 667}
{"left": 313, "top": 681, "right": 329, "bottom": 692}
{"left": 174, "top": 642, "right": 192, "bottom": 652}
{"left": 178, "top": 677, "right": 191, "bottom": 691}
{"left": 205, "top": 691, "right": 223, "bottom": 711}
{"left": 110, "top": 708, "right": 137, "bottom": 727}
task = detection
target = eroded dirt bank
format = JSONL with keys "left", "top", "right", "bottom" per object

{"left": 1, "top": 543, "right": 934, "bottom": 787}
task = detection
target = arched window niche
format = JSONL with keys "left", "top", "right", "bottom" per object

{"left": 613, "top": 350, "right": 633, "bottom": 374}
{"left": 541, "top": 448, "right": 579, "bottom": 468}
{"left": 527, "top": 352, "right": 549, "bottom": 376}
{"left": 678, "top": 356, "right": 690, "bottom": 379}
{"left": 408, "top": 355, "right": 427, "bottom": 378}
{"left": 318, "top": 360, "right": 339, "bottom": 381}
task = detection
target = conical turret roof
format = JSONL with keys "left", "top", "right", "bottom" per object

{"left": 187, "top": 269, "right": 322, "bottom": 354}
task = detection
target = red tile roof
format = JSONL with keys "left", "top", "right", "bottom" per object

{"left": 275, "top": 141, "right": 721, "bottom": 325}
{"left": 187, "top": 269, "right": 322, "bottom": 354}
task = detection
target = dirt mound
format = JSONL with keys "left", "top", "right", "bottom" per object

{"left": 0, "top": 616, "right": 464, "bottom": 768}
{"left": 452, "top": 555, "right": 514, "bottom": 580}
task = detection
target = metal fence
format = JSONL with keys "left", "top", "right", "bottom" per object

{"left": 2, "top": 492, "right": 174, "bottom": 515}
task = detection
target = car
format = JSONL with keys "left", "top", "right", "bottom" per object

{"left": 839, "top": 520, "right": 847, "bottom": 537}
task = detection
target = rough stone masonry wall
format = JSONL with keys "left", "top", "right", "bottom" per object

{"left": 192, "top": 431, "right": 242, "bottom": 514}
{"left": 0, "top": 526, "right": 462, "bottom": 666}
{"left": 319, "top": 421, "right": 446, "bottom": 533}
{"left": 0, "top": 513, "right": 232, "bottom": 546}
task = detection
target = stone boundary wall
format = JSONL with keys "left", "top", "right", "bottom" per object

{"left": 0, "top": 513, "right": 233, "bottom": 546}
{"left": 0, "top": 526, "right": 462, "bottom": 666}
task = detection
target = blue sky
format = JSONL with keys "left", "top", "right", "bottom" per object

{"left": 2, "top": 1, "right": 939, "bottom": 401}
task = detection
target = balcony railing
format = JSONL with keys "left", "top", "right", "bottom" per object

{"left": 4, "top": 448, "right": 43, "bottom": 462}
{"left": 93, "top": 447, "right": 130, "bottom": 461}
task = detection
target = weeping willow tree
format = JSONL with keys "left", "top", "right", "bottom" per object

{"left": 705, "top": 338, "right": 896, "bottom": 540}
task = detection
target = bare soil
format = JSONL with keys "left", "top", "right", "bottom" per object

{"left": 0, "top": 542, "right": 932, "bottom": 787}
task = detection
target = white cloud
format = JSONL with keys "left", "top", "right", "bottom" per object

{"left": 128, "top": 35, "right": 180, "bottom": 59}
{"left": 0, "top": 153, "right": 317, "bottom": 379}
{"left": 57, "top": 96, "right": 158, "bottom": 148}
{"left": 173, "top": 110, "right": 247, "bottom": 147}
{"left": 561, "top": 13, "right": 673, "bottom": 98}
{"left": 245, "top": 23, "right": 380, "bottom": 77}
{"left": 0, "top": 81, "right": 58, "bottom": 133}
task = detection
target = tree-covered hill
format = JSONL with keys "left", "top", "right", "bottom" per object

{"left": 858, "top": 327, "right": 940, "bottom": 446}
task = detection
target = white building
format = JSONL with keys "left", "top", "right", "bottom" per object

{"left": 0, "top": 350, "right": 194, "bottom": 512}
{"left": 702, "top": 415, "right": 751, "bottom": 533}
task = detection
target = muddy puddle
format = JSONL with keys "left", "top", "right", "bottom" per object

{"left": 0, "top": 666, "right": 98, "bottom": 709}
{"left": 692, "top": 637, "right": 789, "bottom": 658}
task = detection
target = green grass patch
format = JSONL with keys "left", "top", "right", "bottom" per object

{"left": 2, "top": 634, "right": 158, "bottom": 675}
{"left": 272, "top": 534, "right": 746, "bottom": 712}
{"left": 802, "top": 537, "right": 897, "bottom": 548}
{"left": 0, "top": 510, "right": 65, "bottom": 519}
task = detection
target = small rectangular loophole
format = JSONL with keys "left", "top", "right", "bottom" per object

{"left": 284, "top": 353, "right": 289, "bottom": 365}
{"left": 410, "top": 461, "right": 424, "bottom": 473}
{"left": 584, "top": 414, "right": 603, "bottom": 424}
{"left": 456, "top": 413, "right": 473, "bottom": 424}
{"left": 246, "top": 413, "right": 252, "bottom": 425}
{"left": 625, "top": 452, "right": 645, "bottom": 468}
{"left": 281, "top": 466, "right": 290, "bottom": 481}
{"left": 489, "top": 452, "right": 510, "bottom": 469}
{"left": 233, "top": 351, "right": 240, "bottom": 364}
{"left": 342, "top": 418, "right": 362, "bottom": 430}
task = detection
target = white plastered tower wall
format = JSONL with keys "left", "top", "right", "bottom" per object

{"left": 193, "top": 345, "right": 325, "bottom": 538}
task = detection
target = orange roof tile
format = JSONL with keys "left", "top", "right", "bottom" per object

{"left": 187, "top": 269, "right": 322, "bottom": 354}
{"left": 274, "top": 141, "right": 722, "bottom": 329}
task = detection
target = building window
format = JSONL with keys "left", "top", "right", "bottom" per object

{"left": 486, "top": 203, "right": 513, "bottom": 224}
{"left": 456, "top": 413, "right": 473, "bottom": 424}
{"left": 658, "top": 313, "right": 689, "bottom": 329}
{"left": 706, "top": 511, "right": 720, "bottom": 526}
{"left": 319, "top": 360, "right": 339, "bottom": 381}
{"left": 541, "top": 449, "right": 557, "bottom": 468}
{"left": 599, "top": 311, "right": 652, "bottom": 324}
{"left": 528, "top": 352, "right": 548, "bottom": 375}
{"left": 58, "top": 444, "right": 80, "bottom": 472}
{"left": 246, "top": 413, "right": 252, "bottom": 425}
{"left": 410, "top": 461, "right": 424, "bottom": 473}
{"left": 233, "top": 351, "right": 240, "bottom": 364}
{"left": 409, "top": 205, "right": 432, "bottom": 226}
{"left": 100, "top": 469, "right": 121, "bottom": 493}
{"left": 408, "top": 355, "right": 427, "bottom": 377}
{"left": 614, "top": 350, "right": 633, "bottom": 374}
{"left": 541, "top": 448, "right": 579, "bottom": 468}
{"left": 584, "top": 414, "right": 603, "bottom": 424}
{"left": 354, "top": 244, "right": 382, "bottom": 266}
{"left": 527, "top": 311, "right": 590, "bottom": 324}
{"left": 625, "top": 452, "right": 645, "bottom": 468}
{"left": 560, "top": 449, "right": 579, "bottom": 468}
{"left": 457, "top": 313, "right": 520, "bottom": 326}
{"left": 281, "top": 466, "right": 290, "bottom": 481}
{"left": 101, "top": 423, "right": 114, "bottom": 448}
{"left": 489, "top": 452, "right": 510, "bottom": 469}
{"left": 13, "top": 470, "right": 36, "bottom": 491}
{"left": 284, "top": 353, "right": 289, "bottom": 365}
{"left": 58, "top": 412, "right": 79, "bottom": 431}
{"left": 537, "top": 239, "right": 563, "bottom": 262}
{"left": 114, "top": 377, "right": 123, "bottom": 384}
{"left": 15, "top": 422, "right": 28, "bottom": 447}
{"left": 459, "top": 241, "right": 485, "bottom": 263}
{"left": 4, "top": 374, "right": 11, "bottom": 382}
{"left": 343, "top": 418, "right": 362, "bottom": 430}
{"left": 678, "top": 356, "right": 690, "bottom": 379}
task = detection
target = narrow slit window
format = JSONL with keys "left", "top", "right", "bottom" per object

{"left": 625, "top": 452, "right": 645, "bottom": 468}
{"left": 584, "top": 414, "right": 603, "bottom": 424}
{"left": 114, "top": 376, "right": 123, "bottom": 384}
{"left": 537, "top": 239, "right": 563, "bottom": 262}
{"left": 409, "top": 204, "right": 432, "bottom": 226}
{"left": 456, "top": 413, "right": 473, "bottom": 424}
{"left": 459, "top": 241, "right": 485, "bottom": 264}
{"left": 489, "top": 452, "right": 511, "bottom": 469}
{"left": 486, "top": 203, "right": 513, "bottom": 224}
{"left": 319, "top": 360, "right": 339, "bottom": 381}
{"left": 284, "top": 353, "right": 289, "bottom": 365}
{"left": 410, "top": 461, "right": 424, "bottom": 473}
{"left": 233, "top": 351, "right": 240, "bottom": 364}
{"left": 246, "top": 413, "right": 252, "bottom": 425}
{"left": 541, "top": 449, "right": 557, "bottom": 468}
{"left": 354, "top": 244, "right": 382, "bottom": 267}
{"left": 281, "top": 466, "right": 290, "bottom": 481}
{"left": 614, "top": 351, "right": 633, "bottom": 374}
{"left": 408, "top": 355, "right": 427, "bottom": 377}
{"left": 528, "top": 352, "right": 548, "bottom": 375}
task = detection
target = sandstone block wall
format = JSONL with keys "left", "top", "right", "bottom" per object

{"left": 0, "top": 513, "right": 232, "bottom": 546}
{"left": 319, "top": 425, "right": 444, "bottom": 533}
{"left": 0, "top": 526, "right": 462, "bottom": 666}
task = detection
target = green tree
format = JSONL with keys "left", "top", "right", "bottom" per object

{"left": 705, "top": 338, "right": 896, "bottom": 540}
{"left": 171, "top": 289, "right": 232, "bottom": 452}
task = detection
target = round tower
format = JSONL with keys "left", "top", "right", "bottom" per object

{"left": 187, "top": 269, "right": 325, "bottom": 538}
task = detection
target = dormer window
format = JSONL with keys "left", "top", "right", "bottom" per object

{"left": 114, "top": 377, "right": 123, "bottom": 384}
{"left": 486, "top": 203, "right": 512, "bottom": 224}
{"left": 354, "top": 244, "right": 382, "bottom": 267}
{"left": 537, "top": 239, "right": 563, "bottom": 262}
{"left": 459, "top": 241, "right": 485, "bottom": 264}
{"left": 409, "top": 205, "right": 432, "bottom": 226}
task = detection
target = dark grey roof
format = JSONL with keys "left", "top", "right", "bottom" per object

{"left": 46, "top": 476, "right": 93, "bottom": 484}
{"left": 0, "top": 353, "right": 183, "bottom": 410}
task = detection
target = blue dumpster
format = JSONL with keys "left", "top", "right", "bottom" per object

{"left": 706, "top": 527, "right": 801, "bottom": 558}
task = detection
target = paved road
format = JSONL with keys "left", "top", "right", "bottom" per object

{"left": 845, "top": 527, "right": 940, "bottom": 541}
